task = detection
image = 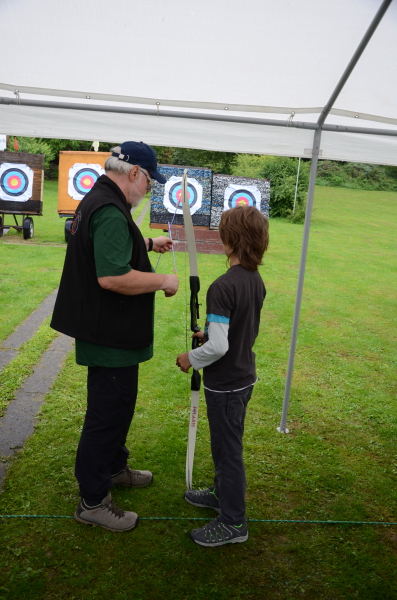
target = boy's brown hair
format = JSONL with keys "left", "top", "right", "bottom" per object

{"left": 218, "top": 205, "right": 269, "bottom": 271}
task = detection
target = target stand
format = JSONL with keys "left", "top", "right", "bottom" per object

{"left": 150, "top": 165, "right": 270, "bottom": 254}
{"left": 58, "top": 151, "right": 110, "bottom": 241}
{"left": 0, "top": 151, "right": 44, "bottom": 239}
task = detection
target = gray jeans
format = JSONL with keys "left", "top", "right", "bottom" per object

{"left": 205, "top": 385, "right": 253, "bottom": 525}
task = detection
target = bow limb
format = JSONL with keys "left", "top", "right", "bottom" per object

{"left": 181, "top": 169, "right": 201, "bottom": 490}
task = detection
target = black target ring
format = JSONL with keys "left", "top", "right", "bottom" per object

{"left": 0, "top": 168, "right": 29, "bottom": 197}
{"left": 72, "top": 168, "right": 100, "bottom": 196}
{"left": 228, "top": 188, "right": 257, "bottom": 209}
{"left": 168, "top": 181, "right": 198, "bottom": 211}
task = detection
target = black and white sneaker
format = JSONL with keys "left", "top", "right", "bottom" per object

{"left": 184, "top": 488, "right": 221, "bottom": 513}
{"left": 190, "top": 517, "right": 248, "bottom": 547}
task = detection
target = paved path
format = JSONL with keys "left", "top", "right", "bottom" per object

{"left": 0, "top": 289, "right": 74, "bottom": 490}
{"left": 0, "top": 333, "right": 73, "bottom": 488}
{"left": 0, "top": 289, "right": 58, "bottom": 370}
{"left": 134, "top": 199, "right": 150, "bottom": 228}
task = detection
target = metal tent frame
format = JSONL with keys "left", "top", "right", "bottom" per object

{"left": 278, "top": 0, "right": 394, "bottom": 432}
{"left": 0, "top": 0, "right": 394, "bottom": 434}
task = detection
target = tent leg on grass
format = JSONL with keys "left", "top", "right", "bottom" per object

{"left": 278, "top": 128, "right": 322, "bottom": 434}
{"left": 278, "top": 0, "right": 393, "bottom": 433}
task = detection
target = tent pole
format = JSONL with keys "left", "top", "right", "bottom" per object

{"left": 317, "top": 0, "right": 393, "bottom": 127}
{"left": 277, "top": 0, "right": 392, "bottom": 433}
{"left": 2, "top": 97, "right": 397, "bottom": 136}
{"left": 277, "top": 128, "right": 322, "bottom": 433}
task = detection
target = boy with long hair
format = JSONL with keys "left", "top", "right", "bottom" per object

{"left": 177, "top": 205, "right": 269, "bottom": 546}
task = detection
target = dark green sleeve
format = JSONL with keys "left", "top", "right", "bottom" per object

{"left": 89, "top": 204, "right": 133, "bottom": 277}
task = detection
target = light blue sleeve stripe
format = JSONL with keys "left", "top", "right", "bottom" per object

{"left": 207, "top": 313, "right": 230, "bottom": 324}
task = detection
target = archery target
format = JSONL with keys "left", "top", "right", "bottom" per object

{"left": 163, "top": 176, "right": 202, "bottom": 215}
{"left": 68, "top": 163, "right": 106, "bottom": 200}
{"left": 0, "top": 163, "right": 33, "bottom": 202}
{"left": 224, "top": 184, "right": 261, "bottom": 211}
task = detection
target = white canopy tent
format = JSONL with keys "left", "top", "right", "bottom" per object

{"left": 1, "top": 0, "right": 396, "bottom": 430}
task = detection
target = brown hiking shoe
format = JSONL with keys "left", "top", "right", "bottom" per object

{"left": 74, "top": 493, "right": 138, "bottom": 532}
{"left": 111, "top": 466, "right": 153, "bottom": 488}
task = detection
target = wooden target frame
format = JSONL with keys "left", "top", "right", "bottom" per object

{"left": 0, "top": 151, "right": 44, "bottom": 215}
{"left": 58, "top": 151, "right": 110, "bottom": 215}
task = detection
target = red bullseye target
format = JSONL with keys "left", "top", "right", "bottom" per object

{"left": 0, "top": 163, "right": 33, "bottom": 202}
{"left": 224, "top": 184, "right": 261, "bottom": 212}
{"left": 228, "top": 189, "right": 256, "bottom": 207}
{"left": 163, "top": 176, "right": 203, "bottom": 215}
{"left": 169, "top": 181, "right": 197, "bottom": 210}
{"left": 73, "top": 169, "right": 98, "bottom": 195}
{"left": 68, "top": 163, "right": 106, "bottom": 200}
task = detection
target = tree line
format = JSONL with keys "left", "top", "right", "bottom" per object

{"left": 5, "top": 137, "right": 397, "bottom": 223}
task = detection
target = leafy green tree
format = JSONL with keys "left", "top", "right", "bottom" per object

{"left": 316, "top": 160, "right": 397, "bottom": 191}
{"left": 153, "top": 146, "right": 237, "bottom": 174}
{"left": 6, "top": 137, "right": 115, "bottom": 179}
{"left": 6, "top": 136, "right": 56, "bottom": 171}
{"left": 45, "top": 139, "right": 114, "bottom": 156}
{"left": 231, "top": 154, "right": 310, "bottom": 220}
{"left": 152, "top": 146, "right": 175, "bottom": 165}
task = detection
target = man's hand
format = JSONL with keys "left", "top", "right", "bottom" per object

{"left": 161, "top": 274, "right": 179, "bottom": 297}
{"left": 176, "top": 351, "right": 191, "bottom": 373}
{"left": 152, "top": 236, "right": 173, "bottom": 254}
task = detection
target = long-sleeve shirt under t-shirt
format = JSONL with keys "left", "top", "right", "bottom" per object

{"left": 188, "top": 264, "right": 266, "bottom": 392}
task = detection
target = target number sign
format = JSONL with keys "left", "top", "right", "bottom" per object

{"left": 0, "top": 163, "right": 34, "bottom": 202}
{"left": 163, "top": 176, "right": 202, "bottom": 215}
{"left": 224, "top": 184, "right": 261, "bottom": 212}
{"left": 68, "top": 163, "right": 106, "bottom": 200}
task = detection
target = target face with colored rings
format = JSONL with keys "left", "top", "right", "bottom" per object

{"left": 169, "top": 181, "right": 198, "bottom": 210}
{"left": 224, "top": 184, "right": 261, "bottom": 212}
{"left": 163, "top": 176, "right": 202, "bottom": 215}
{"left": 0, "top": 163, "right": 33, "bottom": 202}
{"left": 228, "top": 189, "right": 256, "bottom": 208}
{"left": 74, "top": 169, "right": 98, "bottom": 194}
{"left": 68, "top": 163, "right": 106, "bottom": 200}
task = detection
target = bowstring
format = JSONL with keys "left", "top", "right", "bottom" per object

{"left": 154, "top": 199, "right": 180, "bottom": 274}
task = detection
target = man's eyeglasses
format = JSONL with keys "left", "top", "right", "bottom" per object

{"left": 139, "top": 168, "right": 153, "bottom": 190}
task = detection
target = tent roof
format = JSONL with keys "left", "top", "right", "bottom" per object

{"left": 1, "top": 0, "right": 396, "bottom": 164}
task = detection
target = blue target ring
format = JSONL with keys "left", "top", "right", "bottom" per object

{"left": 228, "top": 189, "right": 256, "bottom": 208}
{"left": 73, "top": 168, "right": 100, "bottom": 196}
{"left": 168, "top": 182, "right": 198, "bottom": 210}
{"left": 0, "top": 168, "right": 29, "bottom": 196}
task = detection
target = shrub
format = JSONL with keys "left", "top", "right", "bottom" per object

{"left": 287, "top": 201, "right": 306, "bottom": 223}
{"left": 316, "top": 160, "right": 397, "bottom": 191}
{"left": 6, "top": 136, "right": 56, "bottom": 171}
{"left": 6, "top": 137, "right": 115, "bottom": 179}
{"left": 231, "top": 154, "right": 310, "bottom": 219}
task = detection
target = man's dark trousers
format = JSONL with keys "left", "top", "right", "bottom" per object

{"left": 75, "top": 364, "right": 138, "bottom": 504}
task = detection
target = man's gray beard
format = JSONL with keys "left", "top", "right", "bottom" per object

{"left": 128, "top": 191, "right": 145, "bottom": 207}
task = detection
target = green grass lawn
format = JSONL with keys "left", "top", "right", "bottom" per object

{"left": 0, "top": 184, "right": 396, "bottom": 599}
{"left": 1, "top": 180, "right": 66, "bottom": 245}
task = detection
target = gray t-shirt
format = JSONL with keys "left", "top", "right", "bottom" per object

{"left": 202, "top": 265, "right": 266, "bottom": 391}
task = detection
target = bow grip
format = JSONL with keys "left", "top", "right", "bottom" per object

{"left": 189, "top": 275, "right": 200, "bottom": 331}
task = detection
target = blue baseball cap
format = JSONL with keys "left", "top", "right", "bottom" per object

{"left": 112, "top": 141, "right": 166, "bottom": 184}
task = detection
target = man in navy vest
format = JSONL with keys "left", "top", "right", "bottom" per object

{"left": 51, "top": 142, "right": 178, "bottom": 532}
